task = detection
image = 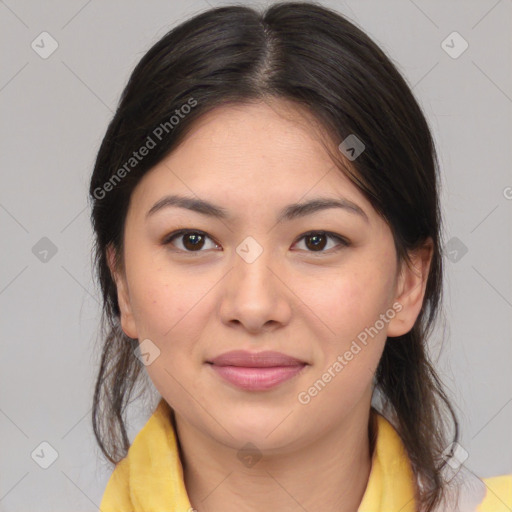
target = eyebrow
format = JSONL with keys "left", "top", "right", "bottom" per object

{"left": 146, "top": 194, "right": 369, "bottom": 223}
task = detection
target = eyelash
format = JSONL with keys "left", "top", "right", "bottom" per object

{"left": 161, "top": 229, "right": 350, "bottom": 256}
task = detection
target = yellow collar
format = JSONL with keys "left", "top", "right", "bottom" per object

{"left": 99, "top": 398, "right": 505, "bottom": 512}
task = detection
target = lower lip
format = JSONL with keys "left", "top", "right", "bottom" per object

{"left": 208, "top": 364, "right": 307, "bottom": 391}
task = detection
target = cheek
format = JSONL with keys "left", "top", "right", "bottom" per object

{"left": 299, "top": 263, "right": 394, "bottom": 344}
{"left": 127, "top": 268, "right": 213, "bottom": 404}
{"left": 295, "top": 268, "right": 391, "bottom": 418}
{"left": 125, "top": 240, "right": 201, "bottom": 335}
{"left": 130, "top": 276, "right": 204, "bottom": 338}
{"left": 129, "top": 276, "right": 174, "bottom": 336}
{"left": 314, "top": 254, "right": 396, "bottom": 388}
{"left": 127, "top": 261, "right": 221, "bottom": 369}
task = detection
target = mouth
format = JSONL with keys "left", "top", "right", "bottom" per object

{"left": 206, "top": 350, "right": 308, "bottom": 391}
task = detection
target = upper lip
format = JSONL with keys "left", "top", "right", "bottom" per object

{"left": 207, "top": 350, "right": 307, "bottom": 367}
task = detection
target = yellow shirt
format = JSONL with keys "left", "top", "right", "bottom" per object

{"left": 100, "top": 398, "right": 511, "bottom": 511}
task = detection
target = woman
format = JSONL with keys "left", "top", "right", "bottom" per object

{"left": 89, "top": 2, "right": 511, "bottom": 511}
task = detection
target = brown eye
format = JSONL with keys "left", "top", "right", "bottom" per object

{"left": 182, "top": 232, "right": 205, "bottom": 250}
{"left": 163, "top": 230, "right": 219, "bottom": 253}
{"left": 305, "top": 232, "right": 328, "bottom": 251}
{"left": 294, "top": 231, "right": 349, "bottom": 254}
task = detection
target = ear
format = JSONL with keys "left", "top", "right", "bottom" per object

{"left": 106, "top": 244, "right": 138, "bottom": 339}
{"left": 386, "top": 237, "right": 434, "bottom": 337}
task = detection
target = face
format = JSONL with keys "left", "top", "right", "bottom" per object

{"left": 109, "top": 99, "right": 432, "bottom": 453}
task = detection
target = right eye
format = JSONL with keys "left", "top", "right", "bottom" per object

{"left": 162, "top": 229, "right": 221, "bottom": 253}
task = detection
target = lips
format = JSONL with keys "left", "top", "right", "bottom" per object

{"left": 206, "top": 350, "right": 308, "bottom": 391}
{"left": 207, "top": 350, "right": 307, "bottom": 367}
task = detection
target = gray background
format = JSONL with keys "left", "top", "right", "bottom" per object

{"left": 1, "top": 0, "right": 511, "bottom": 510}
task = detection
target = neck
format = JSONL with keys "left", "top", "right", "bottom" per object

{"left": 173, "top": 404, "right": 376, "bottom": 512}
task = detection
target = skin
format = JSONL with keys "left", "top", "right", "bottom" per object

{"left": 108, "top": 99, "right": 433, "bottom": 512}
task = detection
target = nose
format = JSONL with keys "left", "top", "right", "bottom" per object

{"left": 218, "top": 240, "right": 293, "bottom": 334}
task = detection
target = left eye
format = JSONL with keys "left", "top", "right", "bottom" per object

{"left": 293, "top": 231, "right": 349, "bottom": 253}
{"left": 162, "top": 230, "right": 348, "bottom": 254}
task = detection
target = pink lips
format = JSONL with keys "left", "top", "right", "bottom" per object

{"left": 207, "top": 350, "right": 307, "bottom": 391}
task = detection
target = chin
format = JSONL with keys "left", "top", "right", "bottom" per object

{"left": 217, "top": 408, "right": 301, "bottom": 450}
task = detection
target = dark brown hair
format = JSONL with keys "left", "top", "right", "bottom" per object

{"left": 89, "top": 3, "right": 459, "bottom": 510}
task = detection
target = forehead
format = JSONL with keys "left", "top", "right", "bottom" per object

{"left": 130, "top": 100, "right": 374, "bottom": 221}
